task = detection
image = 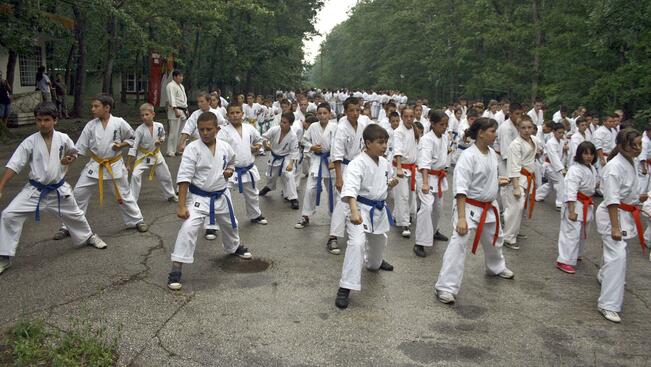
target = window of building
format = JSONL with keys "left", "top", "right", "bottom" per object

{"left": 19, "top": 47, "right": 43, "bottom": 87}
{"left": 125, "top": 73, "right": 148, "bottom": 93}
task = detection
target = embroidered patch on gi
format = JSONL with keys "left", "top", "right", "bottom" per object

{"left": 194, "top": 202, "right": 200, "bottom": 208}
{"left": 622, "top": 231, "right": 627, "bottom": 237}
{"left": 363, "top": 224, "right": 368, "bottom": 230}
{"left": 470, "top": 210, "right": 475, "bottom": 217}
{"left": 88, "top": 170, "right": 93, "bottom": 175}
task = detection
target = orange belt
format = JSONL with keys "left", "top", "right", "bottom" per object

{"left": 393, "top": 161, "right": 417, "bottom": 191}
{"left": 576, "top": 192, "right": 593, "bottom": 239}
{"left": 646, "top": 159, "right": 651, "bottom": 165}
{"left": 90, "top": 153, "right": 124, "bottom": 206}
{"left": 465, "top": 198, "right": 499, "bottom": 255}
{"left": 520, "top": 168, "right": 536, "bottom": 218}
{"left": 429, "top": 169, "right": 447, "bottom": 198}
{"left": 617, "top": 203, "right": 647, "bottom": 254}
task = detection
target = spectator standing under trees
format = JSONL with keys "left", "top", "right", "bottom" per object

{"left": 53, "top": 74, "right": 69, "bottom": 118}
{"left": 36, "top": 66, "right": 52, "bottom": 103}
{"left": 0, "top": 71, "right": 11, "bottom": 127}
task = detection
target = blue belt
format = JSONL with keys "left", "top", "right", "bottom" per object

{"left": 298, "top": 148, "right": 304, "bottom": 165}
{"left": 268, "top": 152, "right": 287, "bottom": 177}
{"left": 342, "top": 158, "right": 351, "bottom": 165}
{"left": 29, "top": 178, "right": 65, "bottom": 222}
{"left": 235, "top": 163, "right": 256, "bottom": 193}
{"left": 356, "top": 195, "right": 394, "bottom": 232}
{"left": 189, "top": 184, "right": 237, "bottom": 228}
{"left": 315, "top": 151, "right": 334, "bottom": 213}
{"left": 457, "top": 145, "right": 468, "bottom": 150}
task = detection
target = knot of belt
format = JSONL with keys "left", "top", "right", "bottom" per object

{"left": 617, "top": 202, "right": 646, "bottom": 254}
{"left": 29, "top": 178, "right": 65, "bottom": 222}
{"left": 520, "top": 168, "right": 536, "bottom": 218}
{"left": 90, "top": 153, "right": 124, "bottom": 205}
{"left": 393, "top": 161, "right": 417, "bottom": 191}
{"left": 576, "top": 192, "right": 593, "bottom": 239}
{"left": 429, "top": 169, "right": 447, "bottom": 198}
{"left": 356, "top": 195, "right": 394, "bottom": 232}
{"left": 134, "top": 146, "right": 160, "bottom": 181}
{"left": 465, "top": 198, "right": 499, "bottom": 255}
{"left": 189, "top": 184, "right": 237, "bottom": 228}
{"left": 315, "top": 151, "right": 333, "bottom": 213}
{"left": 235, "top": 163, "right": 256, "bottom": 193}
{"left": 268, "top": 151, "right": 287, "bottom": 178}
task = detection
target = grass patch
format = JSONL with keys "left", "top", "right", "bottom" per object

{"left": 0, "top": 318, "right": 119, "bottom": 366}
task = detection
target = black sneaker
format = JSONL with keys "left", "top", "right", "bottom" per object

{"left": 379, "top": 260, "right": 394, "bottom": 271}
{"left": 258, "top": 187, "right": 271, "bottom": 196}
{"left": 290, "top": 199, "right": 299, "bottom": 210}
{"left": 250, "top": 216, "right": 268, "bottom": 225}
{"left": 335, "top": 287, "right": 350, "bottom": 309}
{"left": 167, "top": 271, "right": 182, "bottom": 290}
{"left": 413, "top": 245, "right": 426, "bottom": 257}
{"left": 326, "top": 237, "right": 340, "bottom": 255}
{"left": 232, "top": 245, "right": 253, "bottom": 259}
{"left": 205, "top": 229, "right": 218, "bottom": 240}
{"left": 295, "top": 216, "right": 309, "bottom": 229}
{"left": 433, "top": 231, "right": 449, "bottom": 242}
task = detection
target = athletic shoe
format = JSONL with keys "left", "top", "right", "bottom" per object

{"left": 326, "top": 237, "right": 340, "bottom": 255}
{"left": 497, "top": 268, "right": 515, "bottom": 279}
{"left": 413, "top": 245, "right": 426, "bottom": 258}
{"left": 233, "top": 245, "right": 252, "bottom": 259}
{"left": 87, "top": 234, "right": 107, "bottom": 249}
{"left": 436, "top": 290, "right": 455, "bottom": 304}
{"left": 251, "top": 216, "right": 268, "bottom": 225}
{"left": 599, "top": 308, "right": 621, "bottom": 323}
{"left": 379, "top": 260, "right": 394, "bottom": 271}
{"left": 165, "top": 152, "right": 175, "bottom": 157}
{"left": 577, "top": 256, "right": 583, "bottom": 261}
{"left": 136, "top": 222, "right": 149, "bottom": 232}
{"left": 556, "top": 262, "right": 576, "bottom": 274}
{"left": 433, "top": 231, "right": 448, "bottom": 242}
{"left": 555, "top": 206, "right": 562, "bottom": 211}
{"left": 295, "top": 216, "right": 309, "bottom": 229}
{"left": 290, "top": 199, "right": 299, "bottom": 210}
{"left": 503, "top": 241, "right": 519, "bottom": 250}
{"left": 401, "top": 226, "right": 411, "bottom": 238}
{"left": 205, "top": 229, "right": 218, "bottom": 240}
{"left": 167, "top": 271, "right": 182, "bottom": 290}
{"left": 335, "top": 287, "right": 350, "bottom": 309}
{"left": 516, "top": 233, "right": 528, "bottom": 240}
{"left": 258, "top": 187, "right": 271, "bottom": 196}
{"left": 0, "top": 257, "right": 11, "bottom": 275}
{"left": 168, "top": 195, "right": 179, "bottom": 203}
{"left": 53, "top": 228, "right": 70, "bottom": 240}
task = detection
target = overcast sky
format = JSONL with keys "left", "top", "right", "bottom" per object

{"left": 303, "top": 0, "right": 358, "bottom": 63}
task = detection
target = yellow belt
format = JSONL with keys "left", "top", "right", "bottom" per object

{"left": 134, "top": 147, "right": 160, "bottom": 181}
{"left": 90, "top": 153, "right": 123, "bottom": 206}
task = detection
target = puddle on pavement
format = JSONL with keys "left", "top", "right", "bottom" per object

{"left": 217, "top": 257, "right": 272, "bottom": 273}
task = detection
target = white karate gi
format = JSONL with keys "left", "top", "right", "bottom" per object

{"left": 330, "top": 117, "right": 368, "bottom": 237}
{"left": 217, "top": 123, "right": 263, "bottom": 220}
{"left": 527, "top": 108, "right": 544, "bottom": 128}
{"left": 435, "top": 145, "right": 507, "bottom": 295}
{"left": 301, "top": 121, "right": 339, "bottom": 217}
{"left": 536, "top": 136, "right": 566, "bottom": 207}
{"left": 557, "top": 164, "right": 597, "bottom": 266}
{"left": 0, "top": 131, "right": 94, "bottom": 256}
{"left": 171, "top": 139, "right": 240, "bottom": 263}
{"left": 378, "top": 118, "right": 395, "bottom": 163}
{"left": 182, "top": 108, "right": 227, "bottom": 141}
{"left": 568, "top": 131, "right": 587, "bottom": 166}
{"left": 503, "top": 136, "right": 538, "bottom": 244}
{"left": 392, "top": 122, "right": 419, "bottom": 227}
{"left": 595, "top": 154, "right": 641, "bottom": 312}
{"left": 128, "top": 122, "right": 176, "bottom": 202}
{"left": 415, "top": 131, "right": 448, "bottom": 247}
{"left": 496, "top": 119, "right": 518, "bottom": 175}
{"left": 592, "top": 126, "right": 617, "bottom": 171}
{"left": 166, "top": 81, "right": 188, "bottom": 155}
{"left": 339, "top": 152, "right": 392, "bottom": 291}
{"left": 262, "top": 126, "right": 299, "bottom": 200}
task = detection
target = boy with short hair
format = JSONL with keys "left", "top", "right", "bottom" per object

{"left": 178, "top": 91, "right": 226, "bottom": 153}
{"left": 168, "top": 112, "right": 252, "bottom": 290}
{"left": 127, "top": 103, "right": 178, "bottom": 203}
{"left": 0, "top": 102, "right": 107, "bottom": 274}
{"left": 335, "top": 124, "right": 399, "bottom": 309}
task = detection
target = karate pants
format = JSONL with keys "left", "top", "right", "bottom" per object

{"left": 265, "top": 166, "right": 298, "bottom": 200}
{"left": 415, "top": 187, "right": 443, "bottom": 247}
{"left": 597, "top": 235, "right": 628, "bottom": 312}
{"left": 301, "top": 174, "right": 339, "bottom": 218}
{"left": 170, "top": 196, "right": 239, "bottom": 263}
{"left": 497, "top": 159, "right": 507, "bottom": 211}
{"left": 167, "top": 117, "right": 186, "bottom": 155}
{"left": 329, "top": 198, "right": 348, "bottom": 238}
{"left": 339, "top": 222, "right": 387, "bottom": 291}
{"left": 502, "top": 185, "right": 526, "bottom": 244}
{"left": 435, "top": 221, "right": 507, "bottom": 295}
{"left": 130, "top": 161, "right": 176, "bottom": 202}
{"left": 536, "top": 169, "right": 564, "bottom": 207}
{"left": 67, "top": 170, "right": 144, "bottom": 228}
{"left": 392, "top": 175, "right": 417, "bottom": 227}
{"left": 1, "top": 188, "right": 94, "bottom": 256}
{"left": 556, "top": 209, "right": 589, "bottom": 266}
{"left": 294, "top": 155, "right": 310, "bottom": 188}
{"left": 230, "top": 181, "right": 262, "bottom": 220}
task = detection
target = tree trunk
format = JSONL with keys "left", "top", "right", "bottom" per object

{"left": 64, "top": 43, "right": 76, "bottom": 95}
{"left": 185, "top": 28, "right": 201, "bottom": 95}
{"left": 71, "top": 4, "right": 87, "bottom": 118}
{"left": 5, "top": 50, "right": 17, "bottom": 90}
{"left": 102, "top": 14, "right": 117, "bottom": 95}
{"left": 531, "top": 0, "right": 542, "bottom": 101}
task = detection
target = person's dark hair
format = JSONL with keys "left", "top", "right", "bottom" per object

{"left": 389, "top": 111, "right": 400, "bottom": 119}
{"left": 608, "top": 128, "right": 641, "bottom": 161}
{"left": 542, "top": 119, "right": 554, "bottom": 128}
{"left": 281, "top": 111, "right": 295, "bottom": 124}
{"left": 34, "top": 101, "right": 58, "bottom": 119}
{"left": 552, "top": 122, "right": 565, "bottom": 131}
{"left": 574, "top": 141, "right": 597, "bottom": 165}
{"left": 93, "top": 94, "right": 114, "bottom": 111}
{"left": 363, "top": 123, "right": 389, "bottom": 143}
{"left": 509, "top": 102, "right": 523, "bottom": 112}
{"left": 36, "top": 66, "right": 46, "bottom": 83}
{"left": 197, "top": 111, "right": 218, "bottom": 126}
{"left": 226, "top": 103, "right": 243, "bottom": 113}
{"left": 429, "top": 110, "right": 448, "bottom": 124}
{"left": 172, "top": 70, "right": 183, "bottom": 78}
{"left": 280, "top": 98, "right": 291, "bottom": 106}
{"left": 196, "top": 91, "right": 211, "bottom": 102}
{"left": 467, "top": 117, "right": 498, "bottom": 140}
{"left": 317, "top": 102, "right": 331, "bottom": 112}
{"left": 575, "top": 116, "right": 586, "bottom": 125}
{"left": 644, "top": 124, "right": 651, "bottom": 132}
{"left": 306, "top": 115, "right": 319, "bottom": 125}
{"left": 385, "top": 102, "right": 397, "bottom": 110}
{"left": 559, "top": 105, "right": 567, "bottom": 113}
{"left": 466, "top": 109, "right": 479, "bottom": 119}
{"left": 620, "top": 119, "right": 635, "bottom": 130}
{"left": 343, "top": 97, "right": 360, "bottom": 111}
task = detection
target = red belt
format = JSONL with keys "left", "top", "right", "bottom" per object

{"left": 576, "top": 192, "right": 593, "bottom": 239}
{"left": 393, "top": 161, "right": 417, "bottom": 191}
{"left": 520, "top": 168, "right": 536, "bottom": 218}
{"left": 465, "top": 198, "right": 499, "bottom": 255}
{"left": 646, "top": 159, "right": 651, "bottom": 165}
{"left": 617, "top": 203, "right": 647, "bottom": 254}
{"left": 429, "top": 169, "right": 447, "bottom": 198}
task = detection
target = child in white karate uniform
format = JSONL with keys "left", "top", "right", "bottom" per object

{"left": 168, "top": 112, "right": 253, "bottom": 290}
{"left": 536, "top": 123, "right": 567, "bottom": 209}
{"left": 178, "top": 92, "right": 227, "bottom": 154}
{"left": 556, "top": 141, "right": 598, "bottom": 274}
{"left": 568, "top": 117, "right": 589, "bottom": 165}
{"left": 334, "top": 124, "right": 399, "bottom": 309}
{"left": 392, "top": 106, "right": 419, "bottom": 238}
{"left": 414, "top": 111, "right": 450, "bottom": 258}
{"left": 0, "top": 103, "right": 107, "bottom": 274}
{"left": 259, "top": 112, "right": 300, "bottom": 209}
{"left": 127, "top": 103, "right": 177, "bottom": 202}
{"left": 595, "top": 128, "right": 646, "bottom": 323}
{"left": 217, "top": 104, "right": 267, "bottom": 225}
{"left": 54, "top": 95, "right": 147, "bottom": 240}
{"left": 435, "top": 118, "right": 514, "bottom": 304}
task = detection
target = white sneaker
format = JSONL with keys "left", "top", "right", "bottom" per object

{"left": 204, "top": 229, "right": 218, "bottom": 240}
{"left": 599, "top": 308, "right": 621, "bottom": 323}
{"left": 401, "top": 227, "right": 411, "bottom": 238}
{"left": 497, "top": 268, "right": 514, "bottom": 279}
{"left": 0, "top": 257, "right": 11, "bottom": 274}
{"left": 436, "top": 290, "right": 455, "bottom": 304}
{"left": 87, "top": 234, "right": 107, "bottom": 249}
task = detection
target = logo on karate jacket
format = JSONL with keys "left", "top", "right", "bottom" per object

{"left": 194, "top": 202, "right": 200, "bottom": 208}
